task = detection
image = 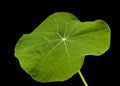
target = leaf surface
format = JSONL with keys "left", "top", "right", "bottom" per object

{"left": 15, "top": 12, "right": 111, "bottom": 82}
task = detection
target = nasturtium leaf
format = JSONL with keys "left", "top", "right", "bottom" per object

{"left": 14, "top": 12, "right": 111, "bottom": 82}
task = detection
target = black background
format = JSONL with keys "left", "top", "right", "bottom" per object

{"left": 0, "top": 1, "right": 118, "bottom": 86}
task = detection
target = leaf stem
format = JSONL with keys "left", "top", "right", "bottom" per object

{"left": 78, "top": 70, "right": 88, "bottom": 86}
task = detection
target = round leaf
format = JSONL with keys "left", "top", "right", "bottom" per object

{"left": 14, "top": 12, "right": 111, "bottom": 82}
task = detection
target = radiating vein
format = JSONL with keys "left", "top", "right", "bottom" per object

{"left": 63, "top": 22, "right": 69, "bottom": 38}
{"left": 39, "top": 40, "right": 62, "bottom": 65}
{"left": 67, "top": 39, "right": 103, "bottom": 52}
{"left": 17, "top": 39, "right": 60, "bottom": 51}
{"left": 54, "top": 19, "right": 63, "bottom": 40}
{"left": 57, "top": 32, "right": 63, "bottom": 39}
{"left": 68, "top": 25, "right": 106, "bottom": 38}
{"left": 54, "top": 19, "right": 59, "bottom": 33}
{"left": 39, "top": 39, "right": 60, "bottom": 46}
{"left": 63, "top": 41, "right": 73, "bottom": 69}
{"left": 66, "top": 22, "right": 79, "bottom": 38}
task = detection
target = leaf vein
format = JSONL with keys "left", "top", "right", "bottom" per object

{"left": 39, "top": 40, "right": 62, "bottom": 65}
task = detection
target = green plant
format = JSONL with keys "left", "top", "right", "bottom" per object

{"left": 14, "top": 12, "right": 111, "bottom": 86}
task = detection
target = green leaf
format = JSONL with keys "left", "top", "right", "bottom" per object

{"left": 14, "top": 12, "right": 111, "bottom": 82}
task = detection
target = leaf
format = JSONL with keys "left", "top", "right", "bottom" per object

{"left": 14, "top": 12, "right": 111, "bottom": 82}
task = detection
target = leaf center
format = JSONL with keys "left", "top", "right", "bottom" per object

{"left": 62, "top": 37, "right": 67, "bottom": 41}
